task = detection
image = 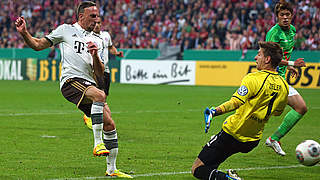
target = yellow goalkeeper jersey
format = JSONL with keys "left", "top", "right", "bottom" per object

{"left": 222, "top": 70, "right": 289, "bottom": 142}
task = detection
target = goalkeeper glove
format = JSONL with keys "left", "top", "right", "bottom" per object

{"left": 204, "top": 107, "right": 216, "bottom": 133}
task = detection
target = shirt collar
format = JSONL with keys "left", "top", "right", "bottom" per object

{"left": 92, "top": 32, "right": 101, "bottom": 37}
{"left": 276, "top": 23, "right": 291, "bottom": 31}
{"left": 261, "top": 70, "right": 278, "bottom": 75}
{"left": 74, "top": 23, "right": 90, "bottom": 34}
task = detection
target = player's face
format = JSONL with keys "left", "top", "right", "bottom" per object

{"left": 80, "top": 6, "right": 100, "bottom": 32}
{"left": 277, "top": 9, "right": 292, "bottom": 28}
{"left": 255, "top": 48, "right": 267, "bottom": 70}
{"left": 93, "top": 20, "right": 101, "bottom": 34}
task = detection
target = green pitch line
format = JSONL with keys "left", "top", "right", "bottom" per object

{"left": 48, "top": 164, "right": 320, "bottom": 179}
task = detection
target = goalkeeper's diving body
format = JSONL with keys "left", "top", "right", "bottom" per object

{"left": 192, "top": 41, "right": 289, "bottom": 180}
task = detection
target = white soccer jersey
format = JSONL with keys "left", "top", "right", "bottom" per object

{"left": 45, "top": 23, "right": 103, "bottom": 89}
{"left": 94, "top": 31, "right": 112, "bottom": 73}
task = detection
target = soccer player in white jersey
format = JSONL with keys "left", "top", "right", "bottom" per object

{"left": 82, "top": 18, "right": 128, "bottom": 177}
{"left": 83, "top": 18, "right": 124, "bottom": 130}
{"left": 15, "top": 1, "right": 131, "bottom": 178}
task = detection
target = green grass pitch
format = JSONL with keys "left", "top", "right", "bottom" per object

{"left": 0, "top": 80, "right": 319, "bottom": 179}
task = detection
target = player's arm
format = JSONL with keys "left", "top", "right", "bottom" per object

{"left": 203, "top": 91, "right": 246, "bottom": 133}
{"left": 206, "top": 97, "right": 243, "bottom": 118}
{"left": 88, "top": 42, "right": 104, "bottom": 87}
{"left": 279, "top": 58, "right": 306, "bottom": 67}
{"left": 108, "top": 45, "right": 124, "bottom": 57}
{"left": 15, "top": 17, "right": 51, "bottom": 51}
{"left": 203, "top": 75, "right": 254, "bottom": 133}
{"left": 204, "top": 97, "right": 243, "bottom": 133}
{"left": 214, "top": 97, "right": 244, "bottom": 116}
{"left": 287, "top": 65, "right": 303, "bottom": 78}
{"left": 207, "top": 75, "right": 254, "bottom": 117}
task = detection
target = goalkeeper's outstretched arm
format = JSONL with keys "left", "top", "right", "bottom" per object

{"left": 214, "top": 97, "right": 244, "bottom": 116}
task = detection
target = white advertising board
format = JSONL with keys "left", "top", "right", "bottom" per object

{"left": 120, "top": 60, "right": 195, "bottom": 85}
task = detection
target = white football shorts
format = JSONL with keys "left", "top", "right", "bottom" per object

{"left": 289, "top": 85, "right": 300, "bottom": 97}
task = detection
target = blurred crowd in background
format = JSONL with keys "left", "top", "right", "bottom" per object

{"left": 1, "top": 0, "right": 320, "bottom": 52}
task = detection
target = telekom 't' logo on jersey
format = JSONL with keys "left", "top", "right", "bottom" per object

{"left": 74, "top": 41, "right": 85, "bottom": 54}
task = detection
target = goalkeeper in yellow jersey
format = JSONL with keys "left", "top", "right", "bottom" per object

{"left": 192, "top": 41, "right": 289, "bottom": 180}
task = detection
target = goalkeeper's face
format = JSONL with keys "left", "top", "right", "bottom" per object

{"left": 79, "top": 6, "right": 100, "bottom": 32}
{"left": 255, "top": 48, "right": 269, "bottom": 71}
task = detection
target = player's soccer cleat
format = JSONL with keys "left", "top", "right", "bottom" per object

{"left": 83, "top": 114, "right": 93, "bottom": 130}
{"left": 93, "top": 143, "right": 110, "bottom": 157}
{"left": 204, "top": 107, "right": 216, "bottom": 133}
{"left": 265, "top": 137, "right": 286, "bottom": 156}
{"left": 226, "top": 169, "right": 242, "bottom": 180}
{"left": 105, "top": 169, "right": 133, "bottom": 178}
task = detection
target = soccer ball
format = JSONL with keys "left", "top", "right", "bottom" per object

{"left": 295, "top": 140, "right": 320, "bottom": 166}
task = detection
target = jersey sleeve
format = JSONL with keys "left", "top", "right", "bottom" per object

{"left": 217, "top": 96, "right": 243, "bottom": 114}
{"left": 232, "top": 74, "right": 257, "bottom": 104}
{"left": 45, "top": 24, "right": 66, "bottom": 46}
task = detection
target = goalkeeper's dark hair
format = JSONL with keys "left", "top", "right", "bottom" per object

{"left": 274, "top": 0, "right": 293, "bottom": 17}
{"left": 258, "top": 41, "right": 283, "bottom": 69}
{"left": 77, "top": 1, "right": 96, "bottom": 20}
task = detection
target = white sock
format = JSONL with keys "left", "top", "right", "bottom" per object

{"left": 106, "top": 148, "right": 118, "bottom": 174}
{"left": 91, "top": 102, "right": 104, "bottom": 147}
{"left": 103, "top": 129, "right": 118, "bottom": 173}
{"left": 92, "top": 124, "right": 103, "bottom": 146}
